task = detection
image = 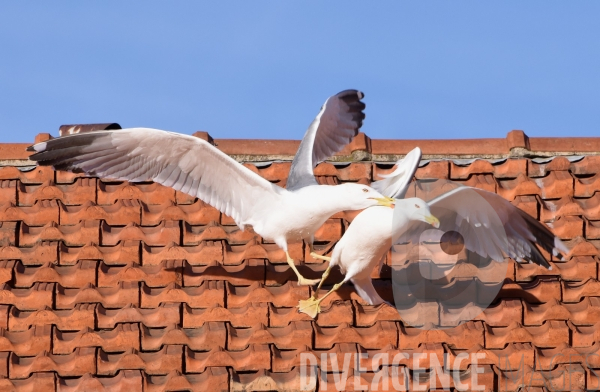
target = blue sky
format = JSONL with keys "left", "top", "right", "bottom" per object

{"left": 1, "top": 2, "right": 599, "bottom": 143}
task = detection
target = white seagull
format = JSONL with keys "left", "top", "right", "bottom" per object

{"left": 298, "top": 148, "right": 569, "bottom": 317}
{"left": 27, "top": 90, "right": 394, "bottom": 286}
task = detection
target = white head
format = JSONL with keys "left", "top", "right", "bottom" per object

{"left": 401, "top": 197, "right": 440, "bottom": 227}
{"left": 335, "top": 183, "right": 396, "bottom": 210}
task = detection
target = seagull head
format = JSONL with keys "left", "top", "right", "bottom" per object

{"left": 404, "top": 197, "right": 440, "bottom": 228}
{"left": 338, "top": 184, "right": 395, "bottom": 209}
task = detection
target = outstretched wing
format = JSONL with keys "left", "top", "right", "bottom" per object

{"left": 287, "top": 90, "right": 366, "bottom": 191}
{"left": 397, "top": 186, "right": 568, "bottom": 268}
{"left": 371, "top": 147, "right": 422, "bottom": 199}
{"left": 28, "top": 128, "right": 282, "bottom": 229}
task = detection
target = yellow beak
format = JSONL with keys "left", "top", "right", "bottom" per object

{"left": 425, "top": 215, "right": 440, "bottom": 228}
{"left": 370, "top": 196, "right": 396, "bottom": 208}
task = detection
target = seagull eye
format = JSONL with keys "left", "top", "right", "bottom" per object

{"left": 415, "top": 204, "right": 420, "bottom": 209}
{"left": 362, "top": 188, "right": 369, "bottom": 193}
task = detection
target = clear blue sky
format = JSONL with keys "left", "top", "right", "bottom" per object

{"left": 1, "top": 2, "right": 599, "bottom": 143}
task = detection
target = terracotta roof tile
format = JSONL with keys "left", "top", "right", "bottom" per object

{"left": 98, "top": 346, "right": 183, "bottom": 376}
{"left": 9, "top": 304, "right": 95, "bottom": 332}
{"left": 57, "top": 369, "right": 143, "bottom": 391}
{"left": 571, "top": 320, "right": 600, "bottom": 347}
{"left": 226, "top": 240, "right": 302, "bottom": 266}
{"left": 499, "top": 277, "right": 562, "bottom": 303}
{"left": 0, "top": 325, "right": 51, "bottom": 356}
{"left": 226, "top": 281, "right": 308, "bottom": 307}
{"left": 528, "top": 156, "right": 573, "bottom": 177}
{"left": 97, "top": 181, "right": 175, "bottom": 205}
{"left": 141, "top": 241, "right": 224, "bottom": 266}
{"left": 183, "top": 221, "right": 257, "bottom": 246}
{"left": 570, "top": 155, "right": 600, "bottom": 176}
{"left": 141, "top": 322, "right": 226, "bottom": 351}
{"left": 354, "top": 302, "right": 403, "bottom": 327}
{"left": 101, "top": 221, "right": 179, "bottom": 246}
{"left": 141, "top": 200, "right": 218, "bottom": 226}
{"left": 497, "top": 364, "right": 586, "bottom": 391}
{"left": 399, "top": 320, "right": 484, "bottom": 349}
{"left": 227, "top": 321, "right": 312, "bottom": 350}
{"left": 60, "top": 200, "right": 141, "bottom": 225}
{"left": 578, "top": 193, "right": 600, "bottom": 220}
{"left": 18, "top": 179, "right": 96, "bottom": 206}
{"left": 447, "top": 342, "right": 534, "bottom": 371}
{"left": 415, "top": 160, "right": 450, "bottom": 179}
{"left": 541, "top": 196, "right": 584, "bottom": 222}
{"left": 0, "top": 371, "right": 55, "bottom": 391}
{"left": 0, "top": 305, "right": 8, "bottom": 330}
{"left": 98, "top": 260, "right": 183, "bottom": 288}
{"left": 314, "top": 321, "right": 397, "bottom": 349}
{"left": 0, "top": 200, "right": 59, "bottom": 226}
{"left": 535, "top": 343, "right": 600, "bottom": 370}
{"left": 183, "top": 303, "right": 268, "bottom": 328}
{"left": 445, "top": 299, "right": 523, "bottom": 327}
{"left": 96, "top": 303, "right": 180, "bottom": 329}
{"left": 56, "top": 282, "right": 138, "bottom": 309}
{"left": 562, "top": 279, "right": 600, "bottom": 303}
{"left": 230, "top": 368, "right": 308, "bottom": 392}
{"left": 511, "top": 195, "right": 539, "bottom": 218}
{"left": 497, "top": 174, "right": 541, "bottom": 200}
{"left": 141, "top": 281, "right": 224, "bottom": 308}
{"left": 9, "top": 347, "right": 96, "bottom": 378}
{"left": 3, "top": 131, "right": 600, "bottom": 389}
{"left": 186, "top": 259, "right": 264, "bottom": 286}
{"left": 0, "top": 165, "right": 54, "bottom": 184}
{"left": 575, "top": 174, "right": 600, "bottom": 198}
{"left": 144, "top": 368, "right": 228, "bottom": 392}
{"left": 60, "top": 241, "right": 140, "bottom": 265}
{"left": 14, "top": 260, "right": 97, "bottom": 288}
{"left": 53, "top": 323, "right": 140, "bottom": 354}
{"left": 0, "top": 352, "right": 6, "bottom": 378}
{"left": 185, "top": 344, "right": 270, "bottom": 372}
{"left": 0, "top": 180, "right": 17, "bottom": 205}
{"left": 516, "top": 255, "right": 595, "bottom": 282}
{"left": 20, "top": 220, "right": 100, "bottom": 247}
{"left": 0, "top": 260, "right": 14, "bottom": 285}
{"left": 0, "top": 242, "right": 58, "bottom": 266}
{"left": 485, "top": 320, "right": 570, "bottom": 348}
{"left": 0, "top": 282, "right": 54, "bottom": 310}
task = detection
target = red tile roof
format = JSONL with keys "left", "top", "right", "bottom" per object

{"left": 0, "top": 128, "right": 599, "bottom": 390}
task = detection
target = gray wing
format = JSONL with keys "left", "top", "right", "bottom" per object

{"left": 287, "top": 90, "right": 366, "bottom": 191}
{"left": 371, "top": 147, "right": 422, "bottom": 199}
{"left": 396, "top": 187, "right": 569, "bottom": 268}
{"left": 27, "top": 128, "right": 282, "bottom": 229}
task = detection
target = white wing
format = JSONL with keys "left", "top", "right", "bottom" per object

{"left": 28, "top": 128, "right": 283, "bottom": 229}
{"left": 287, "top": 90, "right": 366, "bottom": 191}
{"left": 371, "top": 147, "right": 422, "bottom": 199}
{"left": 397, "top": 186, "right": 568, "bottom": 268}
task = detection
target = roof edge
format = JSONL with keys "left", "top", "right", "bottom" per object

{"left": 2, "top": 129, "right": 599, "bottom": 163}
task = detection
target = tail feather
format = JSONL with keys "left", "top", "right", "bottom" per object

{"left": 351, "top": 277, "right": 385, "bottom": 305}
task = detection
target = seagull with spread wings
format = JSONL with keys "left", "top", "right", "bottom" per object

{"left": 27, "top": 90, "right": 394, "bottom": 286}
{"left": 298, "top": 148, "right": 569, "bottom": 317}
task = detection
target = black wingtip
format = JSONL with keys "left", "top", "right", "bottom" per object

{"left": 336, "top": 89, "right": 365, "bottom": 101}
{"left": 26, "top": 145, "right": 35, "bottom": 152}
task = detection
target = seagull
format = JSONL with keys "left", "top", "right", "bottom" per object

{"left": 287, "top": 89, "right": 372, "bottom": 262}
{"left": 27, "top": 91, "right": 394, "bottom": 286}
{"left": 298, "top": 148, "right": 569, "bottom": 317}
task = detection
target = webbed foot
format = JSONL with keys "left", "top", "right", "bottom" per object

{"left": 297, "top": 297, "right": 322, "bottom": 318}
